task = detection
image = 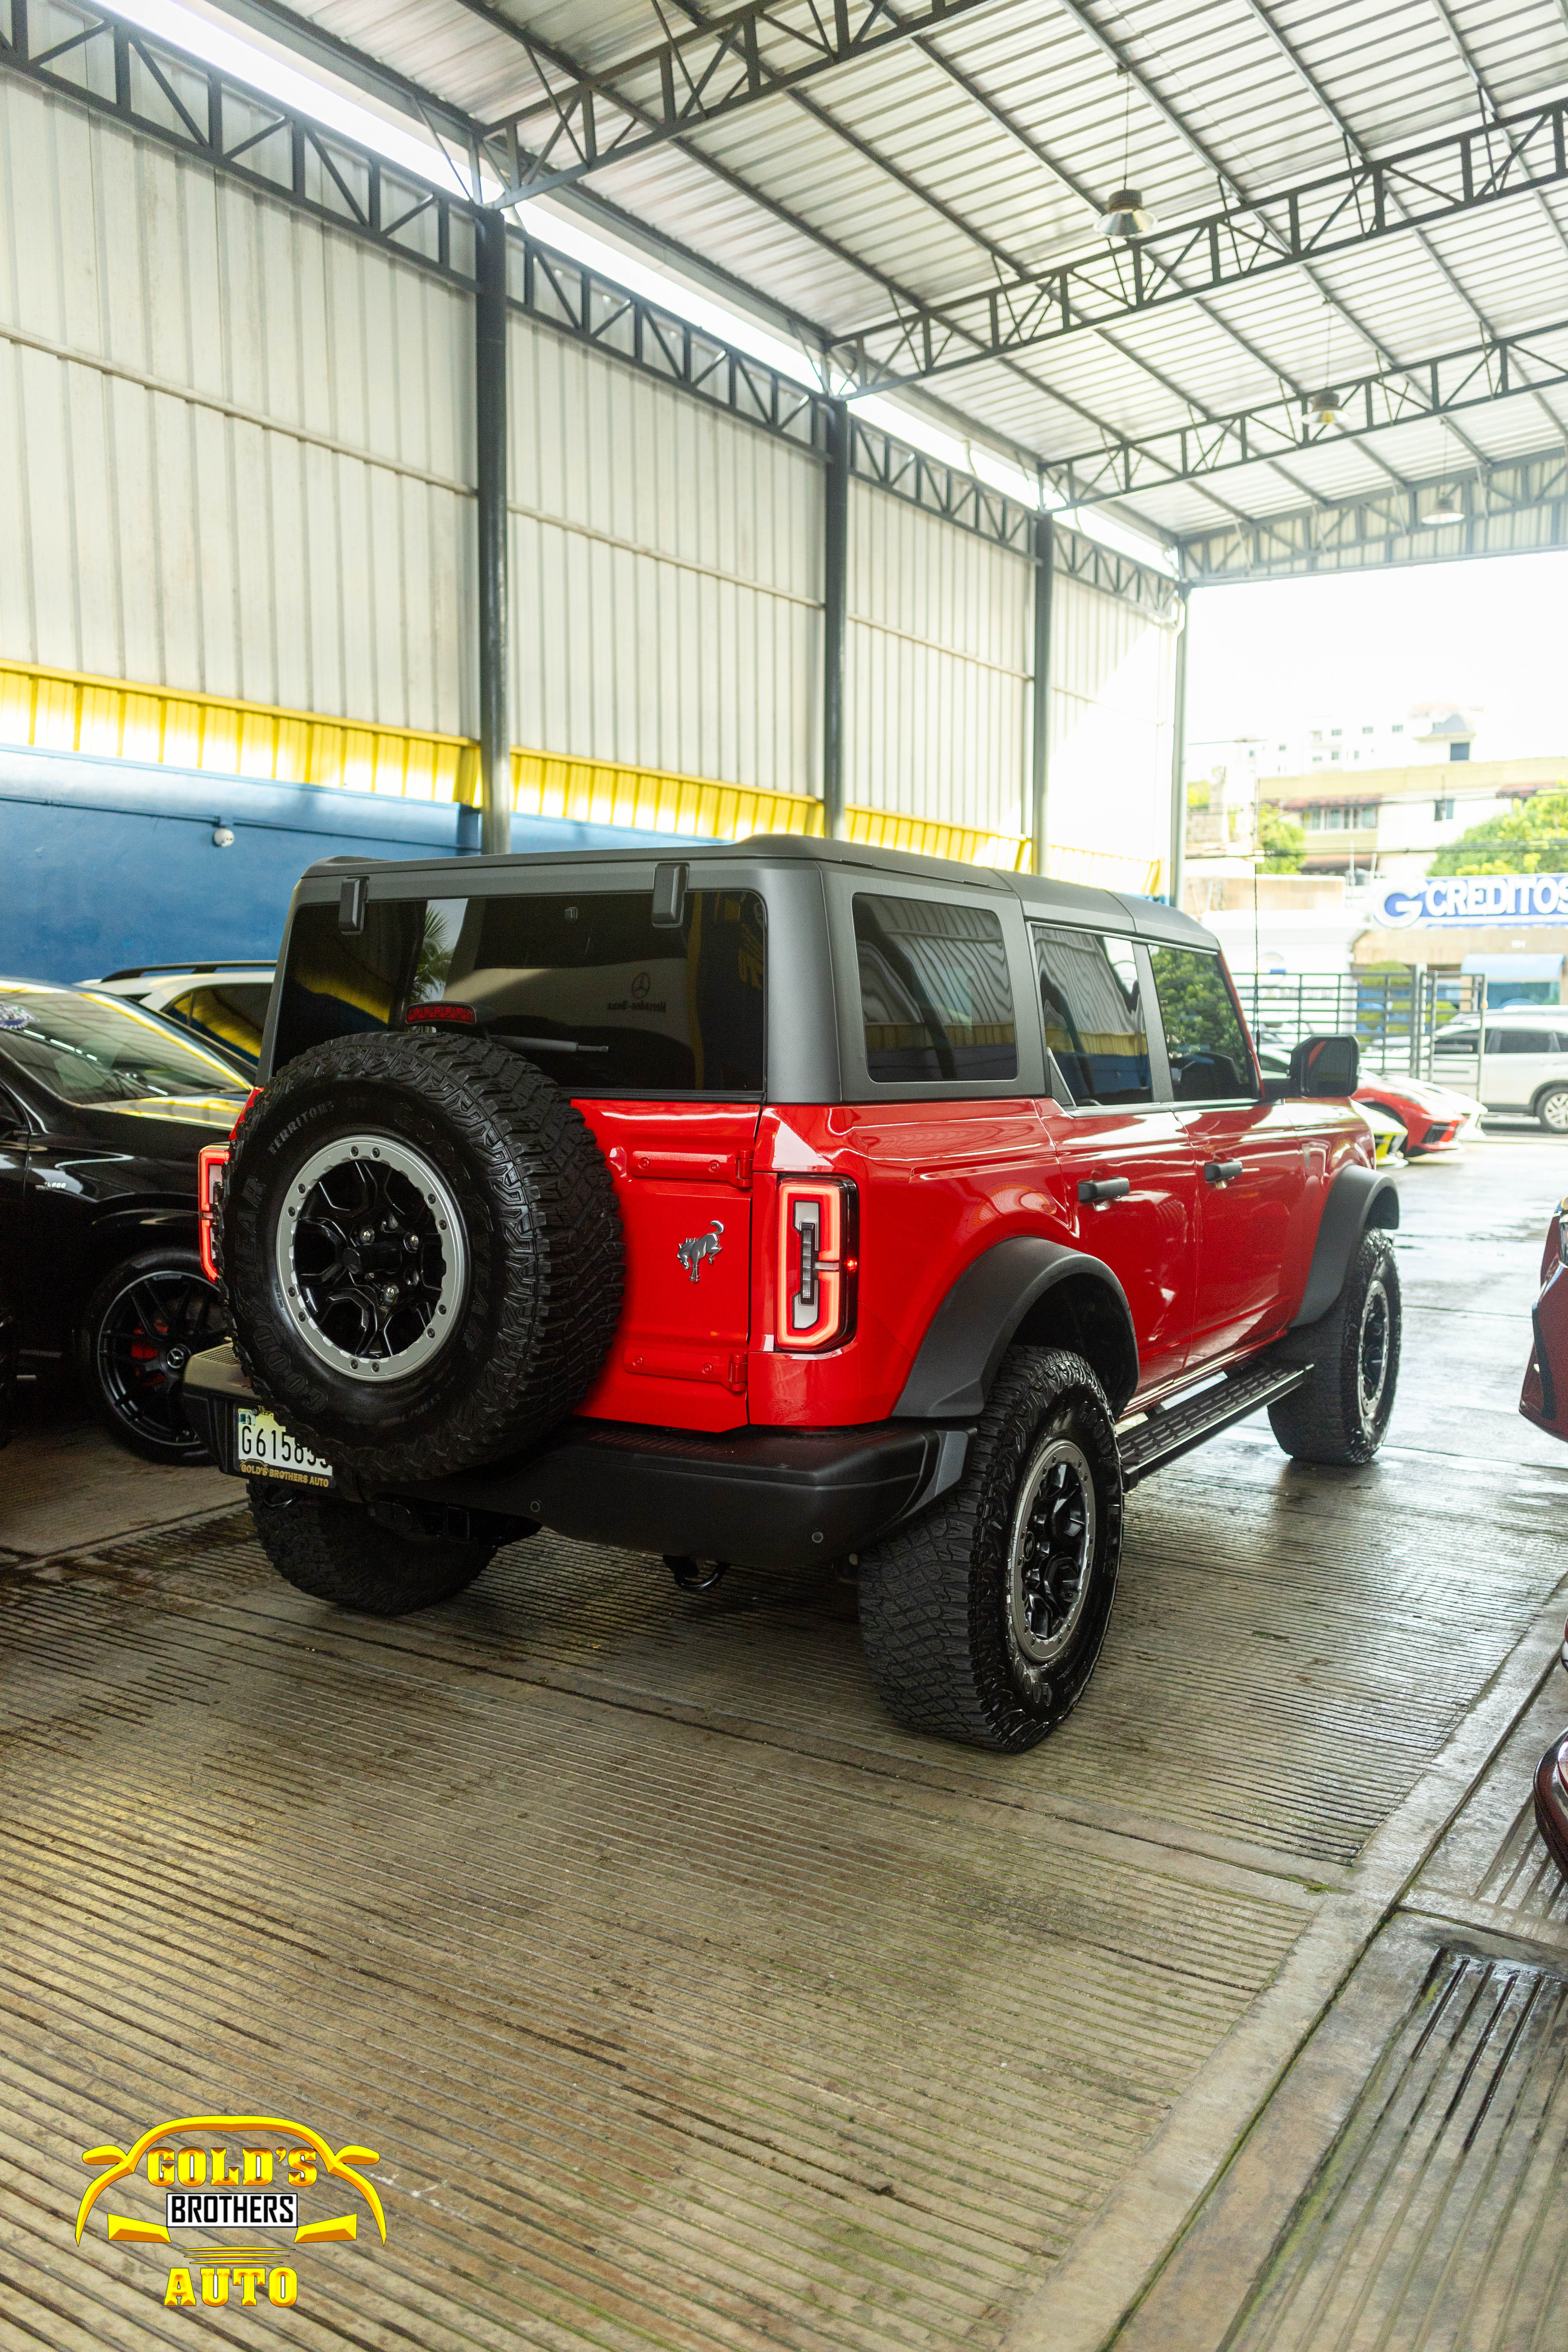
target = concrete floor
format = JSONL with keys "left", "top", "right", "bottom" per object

{"left": 2, "top": 1133, "right": 1566, "bottom": 2350}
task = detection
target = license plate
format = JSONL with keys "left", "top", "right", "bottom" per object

{"left": 236, "top": 1407, "right": 335, "bottom": 1488}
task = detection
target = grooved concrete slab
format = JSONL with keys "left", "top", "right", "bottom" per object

{"left": 3, "top": 1139, "right": 1567, "bottom": 2349}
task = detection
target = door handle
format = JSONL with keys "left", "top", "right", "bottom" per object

{"left": 1078, "top": 1177, "right": 1131, "bottom": 1203}
{"left": 1205, "top": 1160, "right": 1244, "bottom": 1185}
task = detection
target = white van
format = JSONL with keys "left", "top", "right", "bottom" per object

{"left": 1433, "top": 1005, "right": 1568, "bottom": 1131}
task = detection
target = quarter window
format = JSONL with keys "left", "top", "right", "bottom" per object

{"left": 854, "top": 896, "right": 1017, "bottom": 1083}
{"left": 1147, "top": 946, "right": 1259, "bottom": 1102}
{"left": 1032, "top": 927, "right": 1151, "bottom": 1106}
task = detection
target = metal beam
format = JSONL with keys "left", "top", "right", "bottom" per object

{"left": 828, "top": 94, "right": 1568, "bottom": 387}
{"left": 481, "top": 0, "right": 1008, "bottom": 200}
{"left": 1168, "top": 591, "right": 1189, "bottom": 910}
{"left": 475, "top": 209, "right": 511, "bottom": 857}
{"left": 1178, "top": 450, "right": 1568, "bottom": 582}
{"left": 1030, "top": 514, "right": 1054, "bottom": 878}
{"left": 822, "top": 398, "right": 850, "bottom": 841}
{"left": 1053, "top": 320, "right": 1568, "bottom": 508}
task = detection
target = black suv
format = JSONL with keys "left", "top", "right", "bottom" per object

{"left": 0, "top": 981, "right": 251, "bottom": 1459}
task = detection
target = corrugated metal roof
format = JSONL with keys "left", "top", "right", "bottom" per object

{"left": 235, "top": 0, "right": 1568, "bottom": 550}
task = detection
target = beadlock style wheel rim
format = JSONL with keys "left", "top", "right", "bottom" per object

{"left": 276, "top": 1134, "right": 468, "bottom": 1382}
{"left": 1358, "top": 1276, "right": 1392, "bottom": 1425}
{"left": 1007, "top": 1436, "right": 1096, "bottom": 1668}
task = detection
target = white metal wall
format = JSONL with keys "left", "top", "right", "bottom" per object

{"left": 0, "top": 71, "right": 1179, "bottom": 862}
{"left": 846, "top": 482, "right": 1032, "bottom": 835}
{"left": 508, "top": 311, "right": 821, "bottom": 795}
{"left": 0, "top": 73, "right": 472, "bottom": 733}
{"left": 1046, "top": 572, "right": 1178, "bottom": 870}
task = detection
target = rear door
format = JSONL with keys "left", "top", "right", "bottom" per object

{"left": 1146, "top": 944, "right": 1317, "bottom": 1363}
{"left": 1031, "top": 924, "right": 1197, "bottom": 1395}
{"left": 427, "top": 878, "right": 769, "bottom": 1435}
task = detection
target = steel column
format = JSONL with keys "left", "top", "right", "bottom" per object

{"left": 475, "top": 210, "right": 511, "bottom": 859}
{"left": 1168, "top": 587, "right": 1190, "bottom": 910}
{"left": 1030, "top": 513, "right": 1055, "bottom": 877}
{"left": 822, "top": 398, "right": 850, "bottom": 841}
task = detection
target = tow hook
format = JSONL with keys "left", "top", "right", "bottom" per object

{"left": 666, "top": 1554, "right": 727, "bottom": 1594}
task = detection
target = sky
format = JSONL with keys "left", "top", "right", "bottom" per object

{"left": 1185, "top": 547, "right": 1568, "bottom": 762}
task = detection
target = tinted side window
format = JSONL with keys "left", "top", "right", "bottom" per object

{"left": 1032, "top": 926, "right": 1151, "bottom": 1106}
{"left": 1490, "top": 1028, "right": 1553, "bottom": 1054}
{"left": 1148, "top": 946, "right": 1259, "bottom": 1102}
{"left": 854, "top": 896, "right": 1017, "bottom": 1083}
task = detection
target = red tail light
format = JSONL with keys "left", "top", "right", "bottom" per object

{"left": 406, "top": 1002, "right": 475, "bottom": 1025}
{"left": 776, "top": 1178, "right": 857, "bottom": 1351}
{"left": 196, "top": 1091, "right": 258, "bottom": 1282}
{"left": 197, "top": 1144, "right": 229, "bottom": 1283}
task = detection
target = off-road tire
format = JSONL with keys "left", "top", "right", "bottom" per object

{"left": 1535, "top": 1084, "right": 1568, "bottom": 1136}
{"left": 857, "top": 1346, "right": 1124, "bottom": 1753}
{"left": 223, "top": 1030, "right": 623, "bottom": 1482}
{"left": 247, "top": 1483, "right": 494, "bottom": 1614}
{"left": 1268, "top": 1230, "right": 1401, "bottom": 1466}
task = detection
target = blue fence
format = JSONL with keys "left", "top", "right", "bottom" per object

{"left": 1, "top": 746, "right": 679, "bottom": 984}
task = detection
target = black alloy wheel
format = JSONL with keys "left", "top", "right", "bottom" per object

{"left": 80, "top": 1246, "right": 227, "bottom": 1463}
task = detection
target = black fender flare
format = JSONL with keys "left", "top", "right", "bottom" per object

{"left": 1291, "top": 1163, "right": 1400, "bottom": 1329}
{"left": 893, "top": 1236, "right": 1139, "bottom": 1419}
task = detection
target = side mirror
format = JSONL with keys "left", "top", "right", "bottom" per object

{"left": 1289, "top": 1032, "right": 1360, "bottom": 1096}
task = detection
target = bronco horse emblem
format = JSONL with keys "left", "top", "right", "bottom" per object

{"left": 677, "top": 1221, "right": 724, "bottom": 1283}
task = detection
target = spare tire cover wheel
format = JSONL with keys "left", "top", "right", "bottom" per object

{"left": 223, "top": 1030, "right": 624, "bottom": 1482}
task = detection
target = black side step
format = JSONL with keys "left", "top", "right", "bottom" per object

{"left": 1118, "top": 1357, "right": 1311, "bottom": 1487}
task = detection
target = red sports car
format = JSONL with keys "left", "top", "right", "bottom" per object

{"left": 1521, "top": 1199, "right": 1568, "bottom": 1878}
{"left": 1355, "top": 1073, "right": 1484, "bottom": 1158}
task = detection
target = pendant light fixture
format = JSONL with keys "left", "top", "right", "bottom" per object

{"left": 1098, "top": 65, "right": 1157, "bottom": 240}
{"left": 1423, "top": 487, "right": 1463, "bottom": 526}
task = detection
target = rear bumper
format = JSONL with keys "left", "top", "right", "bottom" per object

{"left": 184, "top": 1345, "right": 968, "bottom": 1570}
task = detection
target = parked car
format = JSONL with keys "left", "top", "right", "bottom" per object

{"left": 0, "top": 1267, "right": 18, "bottom": 1450}
{"left": 1521, "top": 1199, "right": 1568, "bottom": 1880}
{"left": 185, "top": 837, "right": 1403, "bottom": 1755}
{"left": 1257, "top": 1048, "right": 1404, "bottom": 1163}
{"left": 0, "top": 981, "right": 251, "bottom": 1459}
{"left": 1434, "top": 1004, "right": 1568, "bottom": 1132}
{"left": 88, "top": 962, "right": 274, "bottom": 1076}
{"left": 1352, "top": 1072, "right": 1484, "bottom": 1158}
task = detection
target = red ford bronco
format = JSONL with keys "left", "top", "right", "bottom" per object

{"left": 185, "top": 836, "right": 1401, "bottom": 1752}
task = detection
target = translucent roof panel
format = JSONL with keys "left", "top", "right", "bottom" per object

{"left": 236, "top": 0, "right": 1568, "bottom": 550}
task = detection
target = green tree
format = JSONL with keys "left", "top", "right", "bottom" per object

{"left": 1427, "top": 787, "right": 1568, "bottom": 875}
{"left": 1258, "top": 802, "right": 1306, "bottom": 874}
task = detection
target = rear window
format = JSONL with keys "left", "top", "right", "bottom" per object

{"left": 274, "top": 888, "right": 766, "bottom": 1095}
{"left": 854, "top": 895, "right": 1017, "bottom": 1083}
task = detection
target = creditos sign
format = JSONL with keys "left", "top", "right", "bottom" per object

{"left": 1372, "top": 874, "right": 1568, "bottom": 927}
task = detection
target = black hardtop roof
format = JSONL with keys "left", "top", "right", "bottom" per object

{"left": 309, "top": 830, "right": 1214, "bottom": 948}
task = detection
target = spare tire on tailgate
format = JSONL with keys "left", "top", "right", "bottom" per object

{"left": 222, "top": 1029, "right": 623, "bottom": 1481}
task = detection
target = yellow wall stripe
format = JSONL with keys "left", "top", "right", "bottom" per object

{"left": 0, "top": 658, "right": 1160, "bottom": 896}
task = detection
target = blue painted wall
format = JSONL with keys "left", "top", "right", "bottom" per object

{"left": 1, "top": 746, "right": 681, "bottom": 983}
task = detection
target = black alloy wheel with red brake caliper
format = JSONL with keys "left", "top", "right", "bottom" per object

{"left": 78, "top": 1246, "right": 228, "bottom": 1462}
